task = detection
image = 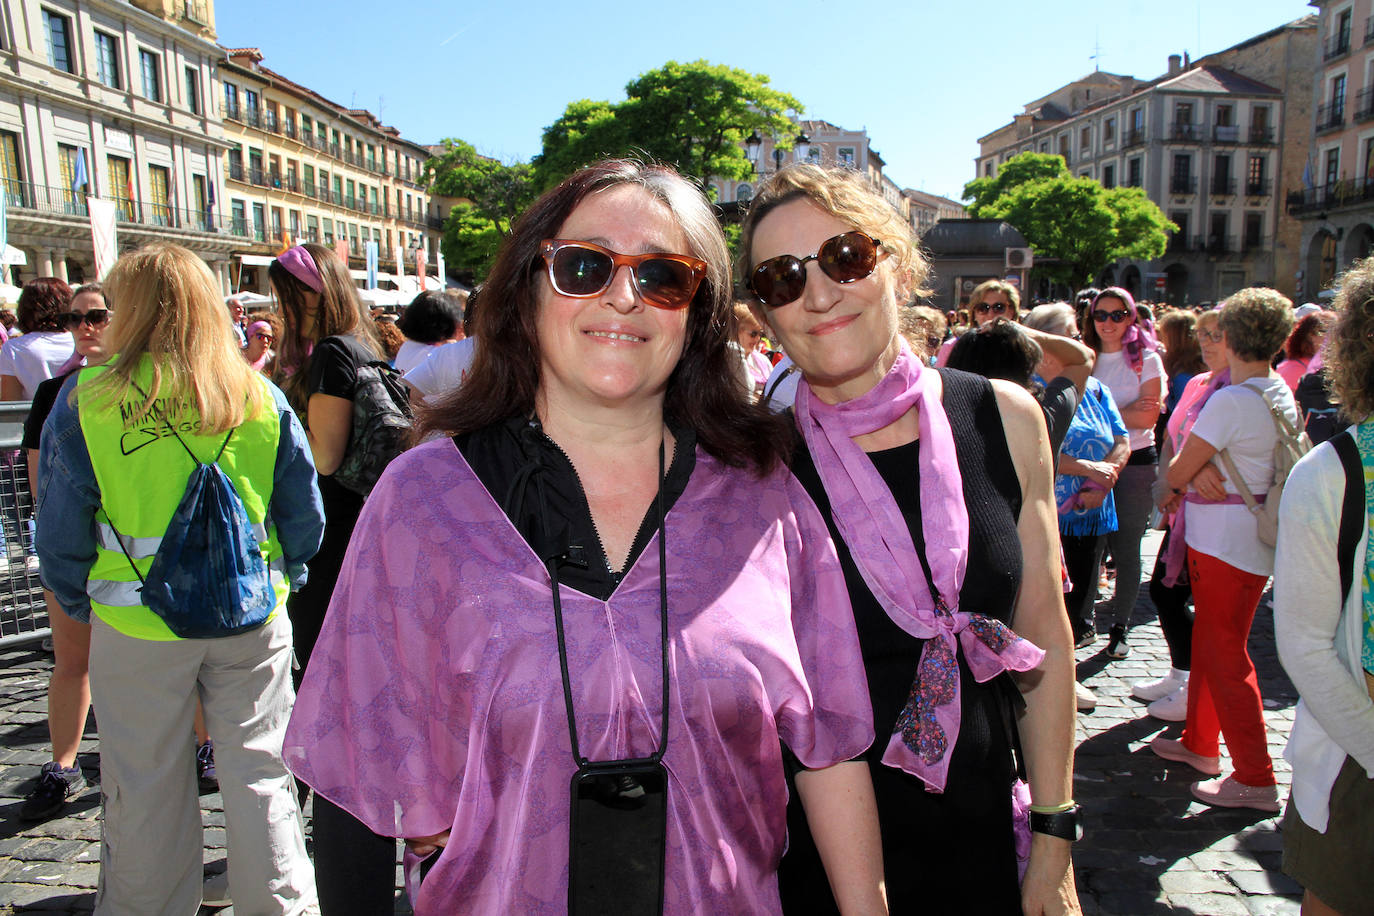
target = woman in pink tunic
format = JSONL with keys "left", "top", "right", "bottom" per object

{"left": 283, "top": 161, "right": 883, "bottom": 915}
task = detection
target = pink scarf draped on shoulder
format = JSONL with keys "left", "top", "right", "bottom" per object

{"left": 794, "top": 337, "right": 1044, "bottom": 792}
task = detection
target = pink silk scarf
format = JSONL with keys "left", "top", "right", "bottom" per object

{"left": 1161, "top": 368, "right": 1230, "bottom": 587}
{"left": 794, "top": 337, "right": 1045, "bottom": 792}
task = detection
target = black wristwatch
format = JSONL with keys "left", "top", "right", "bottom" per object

{"left": 1029, "top": 804, "right": 1084, "bottom": 841}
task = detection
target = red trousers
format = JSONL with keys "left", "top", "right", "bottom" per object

{"left": 1180, "top": 548, "right": 1276, "bottom": 787}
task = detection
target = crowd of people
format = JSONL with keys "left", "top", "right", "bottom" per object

{"left": 1, "top": 156, "right": 1368, "bottom": 916}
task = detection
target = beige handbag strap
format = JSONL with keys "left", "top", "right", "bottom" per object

{"left": 1216, "top": 448, "right": 1263, "bottom": 515}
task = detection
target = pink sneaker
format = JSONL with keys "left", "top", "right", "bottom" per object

{"left": 1190, "top": 776, "right": 1280, "bottom": 813}
{"left": 1149, "top": 736, "right": 1221, "bottom": 776}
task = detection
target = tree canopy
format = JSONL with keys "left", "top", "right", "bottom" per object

{"left": 962, "top": 153, "right": 1176, "bottom": 289}
{"left": 532, "top": 60, "right": 802, "bottom": 192}
{"left": 423, "top": 138, "right": 536, "bottom": 280}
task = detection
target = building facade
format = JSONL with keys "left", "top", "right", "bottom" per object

{"left": 975, "top": 17, "right": 1317, "bottom": 304}
{"left": 1, "top": 0, "right": 237, "bottom": 288}
{"left": 218, "top": 48, "right": 440, "bottom": 294}
{"left": 903, "top": 189, "right": 967, "bottom": 238}
{"left": 1288, "top": 0, "right": 1374, "bottom": 298}
{"left": 713, "top": 119, "right": 911, "bottom": 225}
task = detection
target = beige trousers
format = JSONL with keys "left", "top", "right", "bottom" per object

{"left": 88, "top": 613, "right": 316, "bottom": 916}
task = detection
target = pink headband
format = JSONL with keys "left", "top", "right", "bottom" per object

{"left": 275, "top": 246, "right": 322, "bottom": 293}
{"left": 246, "top": 320, "right": 273, "bottom": 339}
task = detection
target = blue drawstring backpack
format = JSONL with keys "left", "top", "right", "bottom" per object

{"left": 107, "top": 412, "right": 275, "bottom": 639}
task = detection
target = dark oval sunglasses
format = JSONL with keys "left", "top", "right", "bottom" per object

{"left": 540, "top": 239, "right": 706, "bottom": 310}
{"left": 1092, "top": 308, "right": 1132, "bottom": 324}
{"left": 748, "top": 231, "right": 883, "bottom": 308}
{"left": 974, "top": 301, "right": 1008, "bottom": 316}
{"left": 61, "top": 309, "right": 112, "bottom": 330}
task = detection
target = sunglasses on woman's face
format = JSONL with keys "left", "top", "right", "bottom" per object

{"left": 1198, "top": 328, "right": 1224, "bottom": 343}
{"left": 540, "top": 239, "right": 706, "bottom": 310}
{"left": 254, "top": 333, "right": 275, "bottom": 344}
{"left": 748, "top": 231, "right": 883, "bottom": 308}
{"left": 974, "top": 301, "right": 1008, "bottom": 316}
{"left": 1092, "top": 308, "right": 1131, "bottom": 324}
{"left": 61, "top": 309, "right": 112, "bottom": 330}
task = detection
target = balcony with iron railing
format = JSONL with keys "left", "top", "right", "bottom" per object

{"left": 263, "top": 110, "right": 278, "bottom": 134}
{"left": 244, "top": 107, "right": 260, "bottom": 129}
{"left": 1356, "top": 87, "right": 1374, "bottom": 122}
{"left": 1287, "top": 176, "right": 1374, "bottom": 215}
{"left": 1123, "top": 128, "right": 1147, "bottom": 148}
{"left": 1316, "top": 101, "right": 1346, "bottom": 133}
{"left": 1194, "top": 234, "right": 1237, "bottom": 255}
{"left": 283, "top": 119, "right": 297, "bottom": 140}
{"left": 248, "top": 167, "right": 269, "bottom": 188}
{"left": 5, "top": 181, "right": 219, "bottom": 233}
{"left": 1325, "top": 30, "right": 1352, "bottom": 60}
{"left": 427, "top": 216, "right": 445, "bottom": 230}
{"left": 1366, "top": 16, "right": 1374, "bottom": 43}
{"left": 1248, "top": 125, "right": 1275, "bottom": 144}
{"left": 228, "top": 160, "right": 244, "bottom": 182}
{"left": 1213, "top": 124, "right": 1240, "bottom": 144}
{"left": 223, "top": 101, "right": 241, "bottom": 122}
{"left": 1210, "top": 177, "right": 1237, "bottom": 196}
{"left": 305, "top": 228, "right": 319, "bottom": 243}
{"left": 1169, "top": 123, "right": 1203, "bottom": 142}
{"left": 1170, "top": 175, "right": 1197, "bottom": 194}
{"left": 1245, "top": 179, "right": 1272, "bottom": 196}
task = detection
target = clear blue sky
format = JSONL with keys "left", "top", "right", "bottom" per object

{"left": 216, "top": 0, "right": 1313, "bottom": 202}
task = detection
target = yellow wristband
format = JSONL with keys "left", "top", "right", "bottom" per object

{"left": 1028, "top": 800, "right": 1076, "bottom": 814}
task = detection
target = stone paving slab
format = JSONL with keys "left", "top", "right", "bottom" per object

{"left": 0, "top": 529, "right": 1302, "bottom": 914}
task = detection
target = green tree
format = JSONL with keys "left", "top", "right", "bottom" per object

{"left": 532, "top": 60, "right": 802, "bottom": 191}
{"left": 424, "top": 139, "right": 536, "bottom": 280}
{"left": 963, "top": 152, "right": 1176, "bottom": 289}
{"left": 440, "top": 203, "right": 505, "bottom": 282}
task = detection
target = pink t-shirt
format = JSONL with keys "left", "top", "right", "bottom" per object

{"left": 1275, "top": 358, "right": 1309, "bottom": 394}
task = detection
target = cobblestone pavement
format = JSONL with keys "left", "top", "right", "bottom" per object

{"left": 0, "top": 530, "right": 1303, "bottom": 914}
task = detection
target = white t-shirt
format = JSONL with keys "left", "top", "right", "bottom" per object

{"left": 1183, "top": 375, "right": 1300, "bottom": 576}
{"left": 403, "top": 337, "right": 476, "bottom": 400}
{"left": 762, "top": 356, "right": 801, "bottom": 412}
{"left": 394, "top": 339, "right": 441, "bottom": 375}
{"left": 1092, "top": 348, "right": 1164, "bottom": 451}
{"left": 0, "top": 331, "right": 76, "bottom": 400}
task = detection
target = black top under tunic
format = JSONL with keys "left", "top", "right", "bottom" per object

{"left": 454, "top": 415, "right": 696, "bottom": 599}
{"left": 779, "top": 369, "right": 1027, "bottom": 916}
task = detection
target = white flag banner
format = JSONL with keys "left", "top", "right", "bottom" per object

{"left": 393, "top": 245, "right": 406, "bottom": 281}
{"left": 88, "top": 197, "right": 118, "bottom": 280}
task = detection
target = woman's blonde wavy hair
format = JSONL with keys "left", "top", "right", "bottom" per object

{"left": 1327, "top": 256, "right": 1374, "bottom": 420}
{"left": 81, "top": 243, "right": 265, "bottom": 434}
{"left": 738, "top": 163, "right": 930, "bottom": 303}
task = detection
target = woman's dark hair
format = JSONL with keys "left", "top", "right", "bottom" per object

{"left": 72, "top": 282, "right": 107, "bottom": 306}
{"left": 1284, "top": 312, "right": 1333, "bottom": 361}
{"left": 944, "top": 318, "right": 1043, "bottom": 393}
{"left": 18, "top": 277, "right": 72, "bottom": 332}
{"left": 397, "top": 290, "right": 464, "bottom": 343}
{"left": 269, "top": 242, "right": 380, "bottom": 408}
{"left": 462, "top": 286, "right": 480, "bottom": 338}
{"left": 416, "top": 159, "right": 791, "bottom": 474}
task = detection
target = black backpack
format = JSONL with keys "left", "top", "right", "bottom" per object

{"left": 332, "top": 359, "right": 414, "bottom": 496}
{"left": 1297, "top": 371, "right": 1348, "bottom": 445}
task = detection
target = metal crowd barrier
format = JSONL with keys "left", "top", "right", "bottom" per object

{"left": 0, "top": 402, "right": 47, "bottom": 650}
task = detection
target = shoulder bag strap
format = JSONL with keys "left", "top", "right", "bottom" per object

{"left": 1332, "top": 429, "right": 1364, "bottom": 607}
{"left": 1216, "top": 448, "right": 1262, "bottom": 514}
{"left": 764, "top": 364, "right": 799, "bottom": 401}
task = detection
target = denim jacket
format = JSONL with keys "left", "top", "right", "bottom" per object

{"left": 35, "top": 374, "right": 324, "bottom": 623}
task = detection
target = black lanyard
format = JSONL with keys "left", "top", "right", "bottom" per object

{"left": 544, "top": 441, "right": 671, "bottom": 768}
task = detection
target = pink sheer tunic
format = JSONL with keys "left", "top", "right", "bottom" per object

{"left": 283, "top": 437, "right": 873, "bottom": 914}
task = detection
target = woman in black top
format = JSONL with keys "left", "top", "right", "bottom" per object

{"left": 270, "top": 243, "right": 394, "bottom": 913}
{"left": 741, "top": 164, "right": 1080, "bottom": 915}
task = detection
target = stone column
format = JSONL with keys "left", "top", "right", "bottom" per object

{"left": 52, "top": 248, "right": 68, "bottom": 283}
{"left": 213, "top": 260, "right": 230, "bottom": 297}
{"left": 37, "top": 249, "right": 54, "bottom": 278}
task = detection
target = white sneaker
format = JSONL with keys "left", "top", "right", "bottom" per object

{"left": 1147, "top": 685, "right": 1188, "bottom": 722}
{"left": 1074, "top": 681, "right": 1097, "bottom": 712}
{"left": 202, "top": 872, "right": 231, "bottom": 907}
{"left": 1131, "top": 668, "right": 1188, "bottom": 702}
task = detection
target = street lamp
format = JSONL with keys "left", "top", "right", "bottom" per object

{"left": 794, "top": 131, "right": 811, "bottom": 164}
{"left": 745, "top": 131, "right": 763, "bottom": 173}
